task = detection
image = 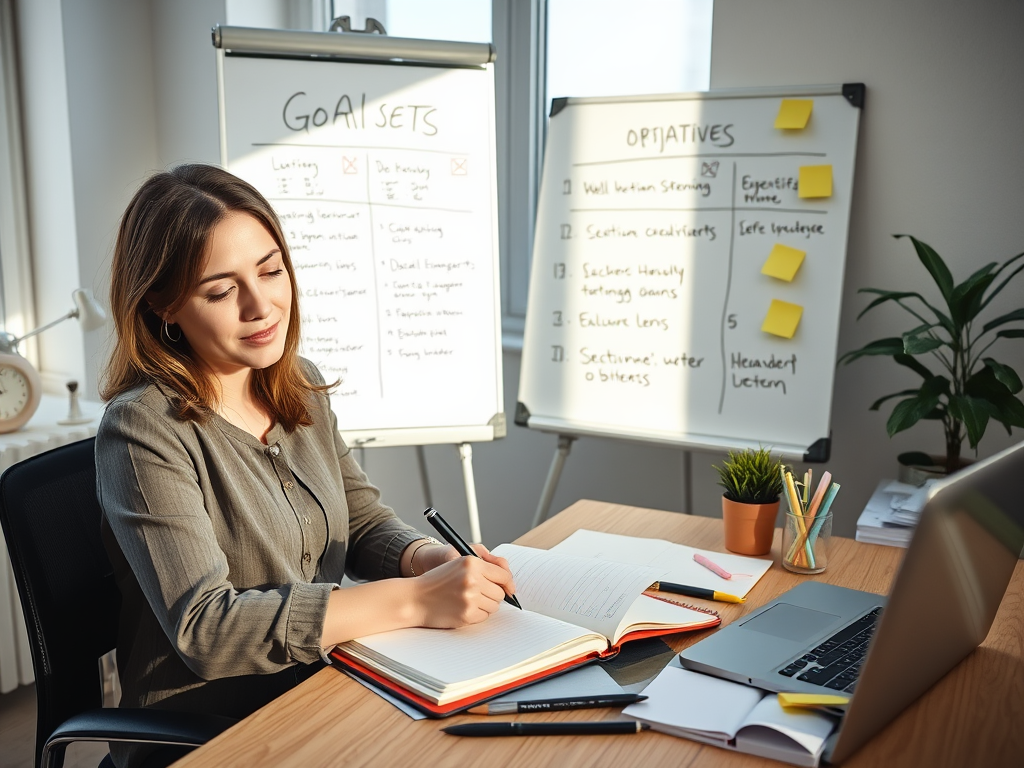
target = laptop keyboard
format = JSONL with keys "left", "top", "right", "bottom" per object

{"left": 777, "top": 607, "right": 883, "bottom": 693}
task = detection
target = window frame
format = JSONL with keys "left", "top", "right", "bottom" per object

{"left": 0, "top": 0, "right": 37, "bottom": 359}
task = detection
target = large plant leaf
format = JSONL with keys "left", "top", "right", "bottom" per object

{"left": 903, "top": 332, "right": 945, "bottom": 354}
{"left": 966, "top": 368, "right": 1024, "bottom": 430}
{"left": 978, "top": 251, "right": 1024, "bottom": 313}
{"left": 948, "top": 395, "right": 1002, "bottom": 448}
{"left": 902, "top": 334, "right": 945, "bottom": 355}
{"left": 893, "top": 353, "right": 935, "bottom": 378}
{"left": 950, "top": 269, "right": 996, "bottom": 325}
{"left": 982, "top": 308, "right": 1024, "bottom": 335}
{"left": 856, "top": 290, "right": 929, "bottom": 320}
{"left": 856, "top": 288, "right": 956, "bottom": 336}
{"left": 983, "top": 358, "right": 1023, "bottom": 394}
{"left": 997, "top": 329, "right": 1024, "bottom": 339}
{"left": 837, "top": 337, "right": 905, "bottom": 365}
{"left": 895, "top": 234, "right": 954, "bottom": 305}
{"left": 869, "top": 389, "right": 922, "bottom": 411}
{"left": 886, "top": 390, "right": 942, "bottom": 437}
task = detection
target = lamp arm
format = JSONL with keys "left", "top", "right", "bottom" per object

{"left": 14, "top": 309, "right": 77, "bottom": 345}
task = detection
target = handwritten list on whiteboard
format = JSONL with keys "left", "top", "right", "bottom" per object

{"left": 220, "top": 55, "right": 502, "bottom": 442}
{"left": 518, "top": 89, "right": 861, "bottom": 454}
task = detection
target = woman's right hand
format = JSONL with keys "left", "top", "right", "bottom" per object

{"left": 412, "top": 555, "right": 515, "bottom": 629}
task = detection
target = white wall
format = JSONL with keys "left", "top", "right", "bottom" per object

{"left": 15, "top": 0, "right": 1024, "bottom": 545}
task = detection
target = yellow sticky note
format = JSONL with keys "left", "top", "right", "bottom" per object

{"left": 799, "top": 165, "right": 833, "bottom": 198}
{"left": 762, "top": 244, "right": 806, "bottom": 282}
{"left": 778, "top": 693, "right": 850, "bottom": 709}
{"left": 775, "top": 99, "right": 813, "bottom": 130}
{"left": 762, "top": 299, "right": 803, "bottom": 339}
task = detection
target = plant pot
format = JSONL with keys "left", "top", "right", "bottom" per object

{"left": 897, "top": 452, "right": 974, "bottom": 486}
{"left": 722, "top": 497, "right": 779, "bottom": 556}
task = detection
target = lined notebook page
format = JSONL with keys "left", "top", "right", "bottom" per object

{"left": 346, "top": 604, "right": 602, "bottom": 689}
{"left": 493, "top": 543, "right": 662, "bottom": 639}
{"left": 550, "top": 530, "right": 773, "bottom": 597}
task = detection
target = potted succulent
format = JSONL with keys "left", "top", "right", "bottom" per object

{"left": 714, "top": 447, "right": 784, "bottom": 555}
{"left": 839, "top": 235, "right": 1024, "bottom": 478}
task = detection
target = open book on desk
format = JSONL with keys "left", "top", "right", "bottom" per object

{"left": 330, "top": 543, "right": 720, "bottom": 716}
{"left": 624, "top": 664, "right": 837, "bottom": 767}
{"left": 550, "top": 530, "right": 774, "bottom": 598}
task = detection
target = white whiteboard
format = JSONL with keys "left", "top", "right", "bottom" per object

{"left": 518, "top": 85, "right": 863, "bottom": 457}
{"left": 218, "top": 53, "right": 503, "bottom": 446}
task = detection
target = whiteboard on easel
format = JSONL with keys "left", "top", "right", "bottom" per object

{"left": 217, "top": 36, "right": 504, "bottom": 447}
{"left": 517, "top": 84, "right": 863, "bottom": 458}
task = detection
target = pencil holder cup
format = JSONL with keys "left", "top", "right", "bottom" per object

{"left": 782, "top": 510, "right": 833, "bottom": 574}
{"left": 722, "top": 498, "right": 779, "bottom": 556}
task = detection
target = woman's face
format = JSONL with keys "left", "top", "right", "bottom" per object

{"left": 166, "top": 211, "right": 292, "bottom": 379}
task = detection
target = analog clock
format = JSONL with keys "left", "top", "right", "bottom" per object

{"left": 0, "top": 352, "right": 42, "bottom": 433}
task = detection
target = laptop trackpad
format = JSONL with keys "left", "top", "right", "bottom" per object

{"left": 740, "top": 603, "right": 841, "bottom": 642}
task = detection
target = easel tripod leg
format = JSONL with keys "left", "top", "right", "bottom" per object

{"left": 532, "top": 435, "right": 576, "bottom": 529}
{"left": 457, "top": 443, "right": 482, "bottom": 544}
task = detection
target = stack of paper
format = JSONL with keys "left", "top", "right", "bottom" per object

{"left": 854, "top": 479, "right": 922, "bottom": 547}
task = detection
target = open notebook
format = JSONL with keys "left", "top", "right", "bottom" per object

{"left": 330, "top": 543, "right": 719, "bottom": 715}
{"left": 624, "top": 664, "right": 838, "bottom": 767}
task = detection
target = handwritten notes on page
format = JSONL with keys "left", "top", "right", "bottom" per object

{"left": 493, "top": 543, "right": 662, "bottom": 641}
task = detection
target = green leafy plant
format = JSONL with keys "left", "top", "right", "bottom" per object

{"left": 714, "top": 447, "right": 784, "bottom": 504}
{"left": 838, "top": 235, "right": 1024, "bottom": 473}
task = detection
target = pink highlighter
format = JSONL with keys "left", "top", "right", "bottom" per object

{"left": 694, "top": 553, "right": 734, "bottom": 579}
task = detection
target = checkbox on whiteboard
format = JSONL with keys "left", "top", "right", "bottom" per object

{"left": 342, "top": 156, "right": 358, "bottom": 174}
{"left": 451, "top": 158, "right": 468, "bottom": 175}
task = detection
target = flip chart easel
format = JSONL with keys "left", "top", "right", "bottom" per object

{"left": 519, "top": 84, "right": 864, "bottom": 525}
{"left": 214, "top": 19, "right": 505, "bottom": 541}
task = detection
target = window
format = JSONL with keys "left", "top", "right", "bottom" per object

{"left": 0, "top": 0, "right": 35, "bottom": 346}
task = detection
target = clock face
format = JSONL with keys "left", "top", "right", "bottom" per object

{"left": 0, "top": 365, "right": 30, "bottom": 419}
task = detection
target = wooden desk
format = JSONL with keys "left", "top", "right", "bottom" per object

{"left": 174, "top": 500, "right": 1024, "bottom": 768}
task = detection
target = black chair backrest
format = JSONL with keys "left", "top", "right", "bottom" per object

{"left": 0, "top": 438, "right": 119, "bottom": 768}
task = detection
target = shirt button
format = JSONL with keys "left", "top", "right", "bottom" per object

{"left": 284, "top": 481, "right": 294, "bottom": 490}
{"left": 303, "top": 552, "right": 311, "bottom": 563}
{"left": 269, "top": 445, "right": 280, "bottom": 457}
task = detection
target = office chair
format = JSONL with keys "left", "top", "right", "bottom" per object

{"left": 0, "top": 438, "right": 234, "bottom": 768}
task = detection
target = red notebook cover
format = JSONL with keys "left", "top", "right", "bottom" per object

{"left": 330, "top": 607, "right": 720, "bottom": 717}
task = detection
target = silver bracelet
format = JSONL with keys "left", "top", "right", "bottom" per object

{"left": 408, "top": 537, "right": 443, "bottom": 576}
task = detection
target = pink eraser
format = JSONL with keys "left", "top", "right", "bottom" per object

{"left": 694, "top": 553, "right": 733, "bottom": 579}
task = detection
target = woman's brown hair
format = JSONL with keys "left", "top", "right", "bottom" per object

{"left": 102, "top": 164, "right": 327, "bottom": 429}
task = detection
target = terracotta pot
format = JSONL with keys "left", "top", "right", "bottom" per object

{"left": 722, "top": 496, "right": 779, "bottom": 556}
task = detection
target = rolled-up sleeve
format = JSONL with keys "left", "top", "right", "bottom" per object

{"left": 98, "top": 400, "right": 333, "bottom": 679}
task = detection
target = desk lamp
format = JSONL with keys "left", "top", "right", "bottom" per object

{"left": 0, "top": 288, "right": 106, "bottom": 433}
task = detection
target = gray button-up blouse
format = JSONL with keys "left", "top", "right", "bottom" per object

{"left": 96, "top": 362, "right": 422, "bottom": 751}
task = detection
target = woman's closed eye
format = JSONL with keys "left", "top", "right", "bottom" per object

{"left": 205, "top": 286, "right": 234, "bottom": 302}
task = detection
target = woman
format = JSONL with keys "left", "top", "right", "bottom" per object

{"left": 97, "top": 164, "right": 514, "bottom": 768}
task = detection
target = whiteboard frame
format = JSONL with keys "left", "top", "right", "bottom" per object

{"left": 517, "top": 83, "right": 863, "bottom": 461}
{"left": 215, "top": 29, "right": 505, "bottom": 448}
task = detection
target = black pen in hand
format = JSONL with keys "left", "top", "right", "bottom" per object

{"left": 423, "top": 507, "right": 522, "bottom": 609}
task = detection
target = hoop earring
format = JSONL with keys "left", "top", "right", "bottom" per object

{"left": 162, "top": 320, "right": 182, "bottom": 343}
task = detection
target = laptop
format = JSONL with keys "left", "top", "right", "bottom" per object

{"left": 679, "top": 440, "right": 1024, "bottom": 764}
